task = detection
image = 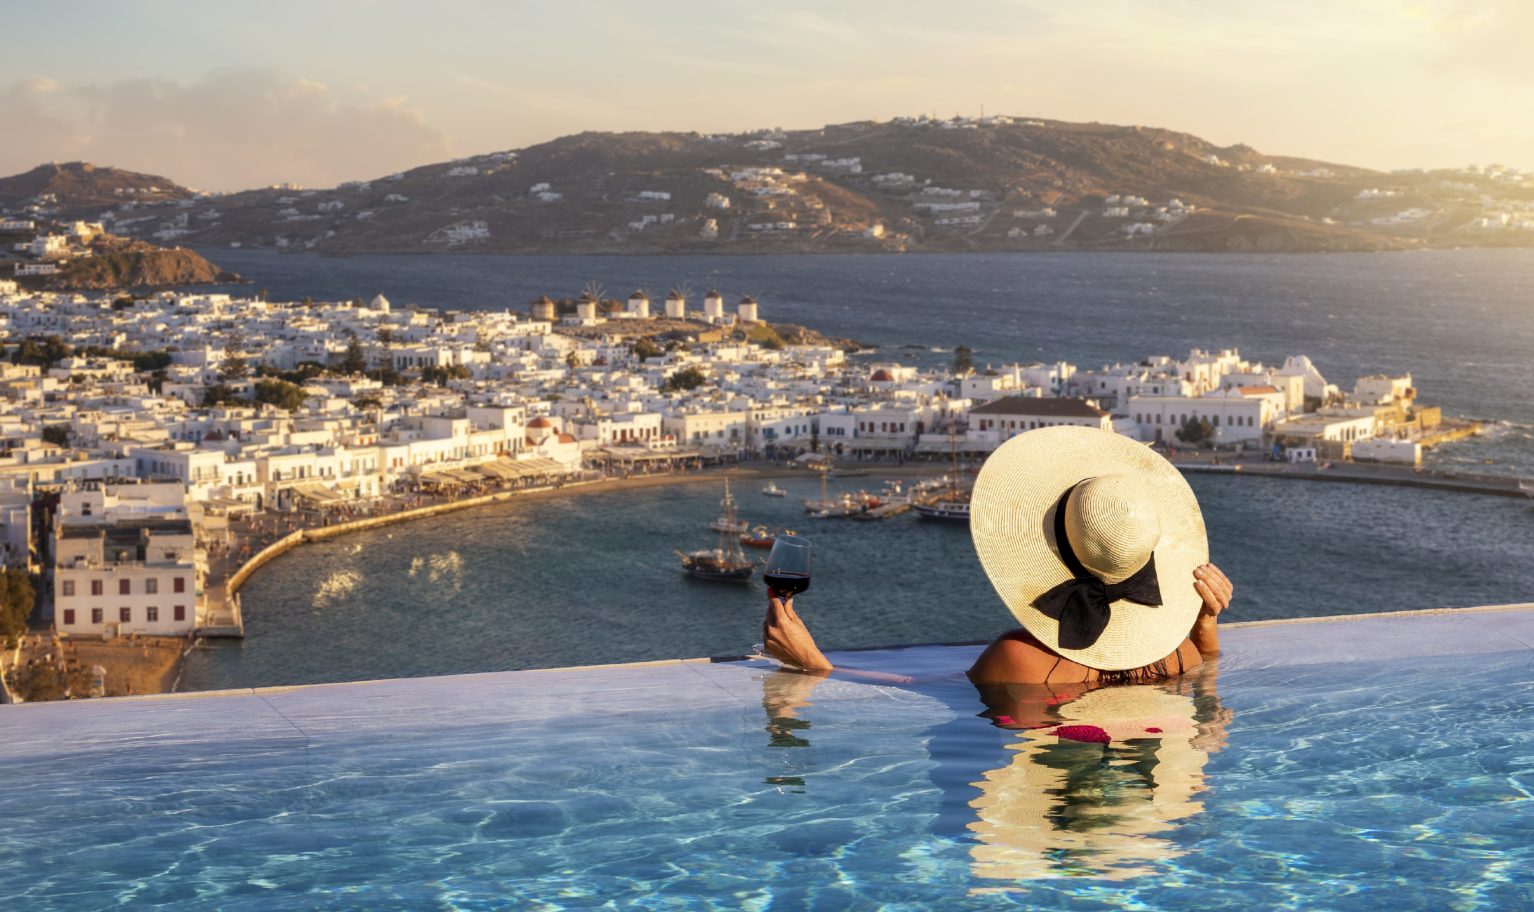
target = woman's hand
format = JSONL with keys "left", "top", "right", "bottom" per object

{"left": 1194, "top": 563, "right": 1233, "bottom": 617}
{"left": 1189, "top": 563, "right": 1232, "bottom": 659}
{"left": 763, "top": 595, "right": 833, "bottom": 673}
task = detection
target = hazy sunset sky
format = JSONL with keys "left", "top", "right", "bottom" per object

{"left": 3, "top": 0, "right": 1530, "bottom": 191}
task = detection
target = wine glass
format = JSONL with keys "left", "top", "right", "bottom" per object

{"left": 764, "top": 534, "right": 812, "bottom": 601}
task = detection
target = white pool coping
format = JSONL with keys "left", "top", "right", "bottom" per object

{"left": 0, "top": 604, "right": 1530, "bottom": 756}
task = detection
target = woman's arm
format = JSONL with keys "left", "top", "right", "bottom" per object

{"left": 762, "top": 595, "right": 833, "bottom": 673}
{"left": 1190, "top": 563, "right": 1233, "bottom": 658}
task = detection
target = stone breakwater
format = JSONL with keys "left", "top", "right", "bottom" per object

{"left": 1171, "top": 457, "right": 1532, "bottom": 498}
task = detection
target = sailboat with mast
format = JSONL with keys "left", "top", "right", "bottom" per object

{"left": 678, "top": 479, "right": 756, "bottom": 581}
{"left": 802, "top": 453, "right": 863, "bottom": 517}
{"left": 913, "top": 424, "right": 972, "bottom": 522}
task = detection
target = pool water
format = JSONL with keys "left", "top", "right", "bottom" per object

{"left": 2, "top": 608, "right": 1532, "bottom": 910}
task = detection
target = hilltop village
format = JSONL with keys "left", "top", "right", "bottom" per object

{"left": 6, "top": 117, "right": 1534, "bottom": 257}
{"left": 0, "top": 279, "right": 1464, "bottom": 654}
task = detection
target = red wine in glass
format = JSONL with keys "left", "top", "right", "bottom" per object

{"left": 764, "top": 570, "right": 811, "bottom": 597}
{"left": 765, "top": 534, "right": 811, "bottom": 599}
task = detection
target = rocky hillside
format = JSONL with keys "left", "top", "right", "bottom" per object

{"left": 10, "top": 118, "right": 1532, "bottom": 254}
{"left": 25, "top": 237, "right": 239, "bottom": 291}
{"left": 0, "top": 162, "right": 190, "bottom": 210}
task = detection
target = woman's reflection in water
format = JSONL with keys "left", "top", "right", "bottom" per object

{"left": 755, "top": 662, "right": 1232, "bottom": 883}
{"left": 967, "top": 661, "right": 1231, "bottom": 885}
{"left": 759, "top": 669, "right": 824, "bottom": 792}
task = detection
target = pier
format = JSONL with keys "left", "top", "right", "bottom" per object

{"left": 1171, "top": 456, "right": 1532, "bottom": 499}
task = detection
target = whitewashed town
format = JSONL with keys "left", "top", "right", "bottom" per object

{"left": 0, "top": 277, "right": 1472, "bottom": 658}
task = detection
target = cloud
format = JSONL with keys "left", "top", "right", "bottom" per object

{"left": 0, "top": 70, "right": 453, "bottom": 191}
{"left": 1434, "top": 0, "right": 1534, "bottom": 82}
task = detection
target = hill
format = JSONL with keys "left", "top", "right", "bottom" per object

{"left": 0, "top": 162, "right": 191, "bottom": 211}
{"left": 36, "top": 240, "right": 238, "bottom": 291}
{"left": 7, "top": 118, "right": 1532, "bottom": 254}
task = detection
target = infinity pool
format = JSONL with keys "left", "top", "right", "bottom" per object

{"left": 2, "top": 607, "right": 1532, "bottom": 910}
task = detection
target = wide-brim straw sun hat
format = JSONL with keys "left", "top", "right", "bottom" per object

{"left": 970, "top": 426, "right": 1208, "bottom": 671}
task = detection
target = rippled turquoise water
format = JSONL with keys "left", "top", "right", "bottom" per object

{"left": 181, "top": 472, "right": 1534, "bottom": 692}
{"left": 13, "top": 636, "right": 1534, "bottom": 910}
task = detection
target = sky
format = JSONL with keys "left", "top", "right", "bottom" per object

{"left": 3, "top": 0, "right": 1531, "bottom": 192}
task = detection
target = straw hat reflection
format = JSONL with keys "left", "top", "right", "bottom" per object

{"left": 967, "top": 684, "right": 1210, "bottom": 887}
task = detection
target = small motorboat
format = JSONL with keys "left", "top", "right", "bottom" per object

{"left": 740, "top": 525, "right": 776, "bottom": 549}
{"left": 761, "top": 482, "right": 787, "bottom": 497}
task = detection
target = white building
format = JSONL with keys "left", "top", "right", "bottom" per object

{"left": 1127, "top": 391, "right": 1273, "bottom": 445}
{"left": 55, "top": 520, "right": 202, "bottom": 637}
{"left": 623, "top": 291, "right": 650, "bottom": 320}
{"left": 738, "top": 296, "right": 760, "bottom": 324}
{"left": 703, "top": 291, "right": 726, "bottom": 323}
{"left": 969, "top": 397, "right": 1112, "bottom": 442}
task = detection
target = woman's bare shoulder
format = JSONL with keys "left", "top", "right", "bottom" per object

{"left": 967, "top": 629, "right": 1065, "bottom": 684}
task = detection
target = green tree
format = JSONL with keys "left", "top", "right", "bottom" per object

{"left": 421, "top": 364, "right": 472, "bottom": 386}
{"left": 953, "top": 345, "right": 974, "bottom": 376}
{"left": 632, "top": 337, "right": 662, "bottom": 361}
{"left": 663, "top": 366, "right": 707, "bottom": 392}
{"left": 130, "top": 351, "right": 173, "bottom": 372}
{"left": 340, "top": 332, "right": 367, "bottom": 375}
{"left": 1175, "top": 416, "right": 1215, "bottom": 446}
{"left": 111, "top": 296, "right": 135, "bottom": 311}
{"left": 220, "top": 354, "right": 249, "bottom": 382}
{"left": 376, "top": 327, "right": 395, "bottom": 346}
{"left": 202, "top": 384, "right": 241, "bottom": 406}
{"left": 41, "top": 425, "right": 70, "bottom": 447}
{"left": 253, "top": 379, "right": 308, "bottom": 412}
{"left": 0, "top": 568, "right": 36, "bottom": 645}
{"left": 565, "top": 351, "right": 580, "bottom": 370}
{"left": 13, "top": 336, "right": 71, "bottom": 368}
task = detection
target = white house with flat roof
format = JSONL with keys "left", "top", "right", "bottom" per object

{"left": 968, "top": 396, "right": 1113, "bottom": 442}
{"left": 1127, "top": 390, "right": 1273, "bottom": 445}
{"left": 54, "top": 519, "right": 202, "bottom": 637}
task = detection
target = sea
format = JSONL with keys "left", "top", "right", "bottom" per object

{"left": 180, "top": 249, "right": 1534, "bottom": 691}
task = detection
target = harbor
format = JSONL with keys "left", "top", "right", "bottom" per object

{"left": 0, "top": 249, "right": 1531, "bottom": 701}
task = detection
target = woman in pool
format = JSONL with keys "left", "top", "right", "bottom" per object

{"left": 761, "top": 426, "right": 1235, "bottom": 684}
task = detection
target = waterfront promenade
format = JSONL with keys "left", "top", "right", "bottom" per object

{"left": 1167, "top": 452, "right": 1532, "bottom": 498}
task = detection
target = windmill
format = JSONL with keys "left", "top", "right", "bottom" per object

{"left": 665, "top": 282, "right": 694, "bottom": 321}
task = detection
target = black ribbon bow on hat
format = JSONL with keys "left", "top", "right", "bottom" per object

{"left": 1034, "top": 484, "right": 1162, "bottom": 650}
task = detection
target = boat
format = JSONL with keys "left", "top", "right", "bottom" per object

{"left": 914, "top": 426, "right": 972, "bottom": 523}
{"left": 803, "top": 456, "right": 861, "bottom": 517}
{"left": 708, "top": 478, "right": 751, "bottom": 533}
{"left": 740, "top": 525, "right": 776, "bottom": 548}
{"left": 1521, "top": 479, "right": 1534, "bottom": 498}
{"left": 761, "top": 482, "right": 787, "bottom": 498}
{"left": 677, "top": 548, "right": 756, "bottom": 581}
{"left": 912, "top": 493, "right": 971, "bottom": 522}
{"left": 682, "top": 481, "right": 755, "bottom": 582}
